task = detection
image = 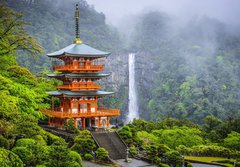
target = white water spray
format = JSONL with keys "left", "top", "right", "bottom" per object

{"left": 126, "top": 53, "right": 139, "bottom": 123}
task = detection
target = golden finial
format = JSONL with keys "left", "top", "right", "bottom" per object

{"left": 74, "top": 4, "right": 82, "bottom": 44}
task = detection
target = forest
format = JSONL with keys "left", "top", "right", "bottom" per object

{"left": 0, "top": 0, "right": 240, "bottom": 166}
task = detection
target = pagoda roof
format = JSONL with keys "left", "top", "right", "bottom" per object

{"left": 48, "top": 90, "right": 114, "bottom": 97}
{"left": 47, "top": 73, "right": 110, "bottom": 79}
{"left": 47, "top": 43, "right": 110, "bottom": 58}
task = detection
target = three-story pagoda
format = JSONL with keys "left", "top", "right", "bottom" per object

{"left": 42, "top": 4, "right": 120, "bottom": 129}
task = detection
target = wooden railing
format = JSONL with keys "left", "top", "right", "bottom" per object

{"left": 53, "top": 65, "right": 104, "bottom": 72}
{"left": 57, "top": 82, "right": 101, "bottom": 90}
{"left": 42, "top": 108, "right": 120, "bottom": 118}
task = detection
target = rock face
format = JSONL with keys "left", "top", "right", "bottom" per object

{"left": 135, "top": 52, "right": 159, "bottom": 120}
{"left": 105, "top": 52, "right": 128, "bottom": 91}
{"left": 103, "top": 51, "right": 157, "bottom": 121}
{"left": 102, "top": 52, "right": 129, "bottom": 121}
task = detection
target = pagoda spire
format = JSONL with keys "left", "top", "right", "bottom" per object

{"left": 74, "top": 4, "right": 82, "bottom": 44}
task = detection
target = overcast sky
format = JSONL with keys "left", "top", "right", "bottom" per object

{"left": 86, "top": 0, "right": 240, "bottom": 26}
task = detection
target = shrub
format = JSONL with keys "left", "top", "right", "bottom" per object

{"left": 164, "top": 150, "right": 183, "bottom": 166}
{"left": 190, "top": 145, "right": 231, "bottom": 157}
{"left": 71, "top": 133, "right": 96, "bottom": 155}
{"left": 12, "top": 146, "right": 33, "bottom": 166}
{"left": 186, "top": 162, "right": 193, "bottom": 167}
{"left": 118, "top": 126, "right": 133, "bottom": 145}
{"left": 45, "top": 131, "right": 63, "bottom": 145}
{"left": 15, "top": 138, "right": 35, "bottom": 149}
{"left": 84, "top": 153, "right": 93, "bottom": 161}
{"left": 0, "top": 135, "right": 9, "bottom": 149}
{"left": 66, "top": 151, "right": 82, "bottom": 165}
{"left": 224, "top": 131, "right": 240, "bottom": 151}
{"left": 95, "top": 147, "right": 109, "bottom": 161}
{"left": 63, "top": 118, "right": 79, "bottom": 134}
{"left": 0, "top": 147, "right": 24, "bottom": 167}
{"left": 176, "top": 145, "right": 192, "bottom": 155}
{"left": 33, "top": 135, "right": 46, "bottom": 145}
{"left": 130, "top": 145, "right": 138, "bottom": 155}
{"left": 158, "top": 163, "right": 170, "bottom": 167}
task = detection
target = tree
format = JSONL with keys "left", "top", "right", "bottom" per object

{"left": 0, "top": 4, "right": 43, "bottom": 57}
{"left": 118, "top": 126, "right": 133, "bottom": 145}
{"left": 71, "top": 130, "right": 96, "bottom": 155}
{"left": 152, "top": 127, "right": 203, "bottom": 149}
{"left": 224, "top": 131, "right": 240, "bottom": 151}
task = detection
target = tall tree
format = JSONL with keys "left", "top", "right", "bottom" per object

{"left": 0, "top": 4, "right": 42, "bottom": 57}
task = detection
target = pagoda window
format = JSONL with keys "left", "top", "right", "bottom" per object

{"left": 80, "top": 104, "right": 87, "bottom": 113}
{"left": 72, "top": 103, "right": 78, "bottom": 113}
{"left": 79, "top": 62, "right": 84, "bottom": 66}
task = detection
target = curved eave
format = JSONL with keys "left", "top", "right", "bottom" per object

{"left": 47, "top": 43, "right": 110, "bottom": 58}
{"left": 47, "top": 90, "right": 114, "bottom": 97}
{"left": 47, "top": 73, "right": 110, "bottom": 79}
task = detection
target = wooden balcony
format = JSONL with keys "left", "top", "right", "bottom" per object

{"left": 53, "top": 65, "right": 104, "bottom": 72}
{"left": 57, "top": 82, "right": 101, "bottom": 90}
{"left": 42, "top": 108, "right": 120, "bottom": 118}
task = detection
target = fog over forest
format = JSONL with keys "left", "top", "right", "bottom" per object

{"left": 86, "top": 0, "right": 240, "bottom": 27}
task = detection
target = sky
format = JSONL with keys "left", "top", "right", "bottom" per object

{"left": 86, "top": 0, "right": 240, "bottom": 26}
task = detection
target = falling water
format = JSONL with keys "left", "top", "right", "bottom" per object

{"left": 126, "top": 53, "right": 139, "bottom": 123}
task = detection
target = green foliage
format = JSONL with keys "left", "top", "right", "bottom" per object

{"left": 71, "top": 130, "right": 96, "bottom": 155}
{"left": 0, "top": 4, "right": 43, "bottom": 57}
{"left": 12, "top": 146, "right": 33, "bottom": 166}
{"left": 4, "top": 0, "right": 122, "bottom": 73}
{"left": 164, "top": 150, "right": 183, "bottom": 166}
{"left": 118, "top": 126, "right": 133, "bottom": 145}
{"left": 224, "top": 131, "right": 240, "bottom": 151}
{"left": 152, "top": 126, "right": 203, "bottom": 149}
{"left": 129, "top": 145, "right": 138, "bottom": 156}
{"left": 0, "top": 135, "right": 10, "bottom": 149}
{"left": 63, "top": 118, "right": 79, "bottom": 134}
{"left": 66, "top": 151, "right": 82, "bottom": 167}
{"left": 186, "top": 162, "right": 193, "bottom": 167}
{"left": 14, "top": 137, "right": 50, "bottom": 166}
{"left": 95, "top": 147, "right": 109, "bottom": 161}
{"left": 131, "top": 10, "right": 240, "bottom": 123}
{"left": 47, "top": 145, "right": 69, "bottom": 167}
{"left": 188, "top": 145, "right": 232, "bottom": 157}
{"left": 0, "top": 147, "right": 24, "bottom": 167}
{"left": 84, "top": 153, "right": 94, "bottom": 161}
{"left": 15, "top": 138, "right": 36, "bottom": 148}
{"left": 159, "top": 163, "right": 170, "bottom": 167}
{"left": 137, "top": 131, "right": 159, "bottom": 147}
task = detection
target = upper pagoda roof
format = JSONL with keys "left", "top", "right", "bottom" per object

{"left": 47, "top": 4, "right": 110, "bottom": 58}
{"left": 47, "top": 43, "right": 110, "bottom": 58}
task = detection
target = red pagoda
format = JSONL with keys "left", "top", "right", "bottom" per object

{"left": 42, "top": 4, "right": 120, "bottom": 129}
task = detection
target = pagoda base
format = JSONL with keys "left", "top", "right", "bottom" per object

{"left": 48, "top": 116, "right": 113, "bottom": 130}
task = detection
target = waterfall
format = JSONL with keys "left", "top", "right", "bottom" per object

{"left": 126, "top": 53, "right": 139, "bottom": 123}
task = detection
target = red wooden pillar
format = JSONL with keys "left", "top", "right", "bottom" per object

{"left": 98, "top": 116, "right": 101, "bottom": 128}
{"left": 82, "top": 118, "right": 86, "bottom": 129}
{"left": 107, "top": 117, "right": 110, "bottom": 128}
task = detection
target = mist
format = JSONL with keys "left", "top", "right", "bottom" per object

{"left": 86, "top": 0, "right": 240, "bottom": 27}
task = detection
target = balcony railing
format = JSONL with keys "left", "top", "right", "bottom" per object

{"left": 42, "top": 108, "right": 120, "bottom": 118}
{"left": 57, "top": 82, "right": 101, "bottom": 90}
{"left": 53, "top": 65, "right": 104, "bottom": 72}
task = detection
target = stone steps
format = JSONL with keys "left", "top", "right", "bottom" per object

{"left": 92, "top": 132, "right": 129, "bottom": 160}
